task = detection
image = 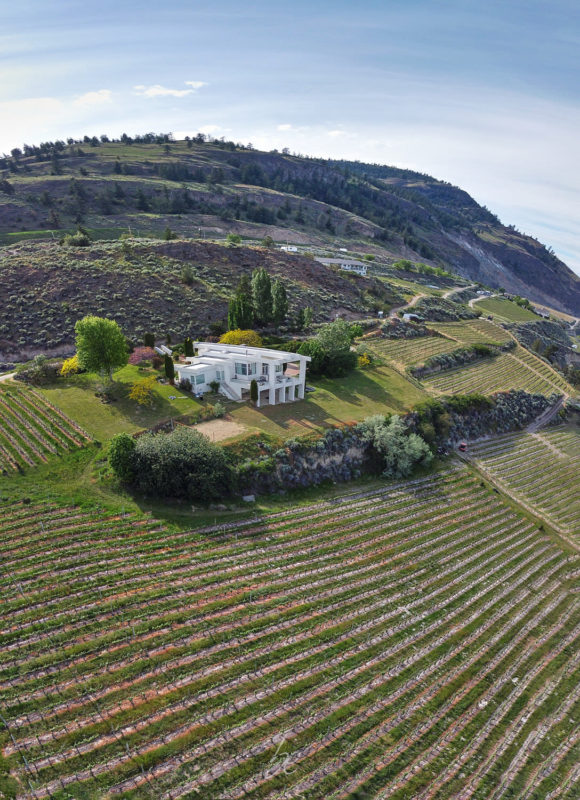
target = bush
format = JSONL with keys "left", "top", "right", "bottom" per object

{"left": 219, "top": 329, "right": 263, "bottom": 347}
{"left": 212, "top": 401, "right": 226, "bottom": 418}
{"left": 129, "top": 375, "right": 157, "bottom": 405}
{"left": 108, "top": 433, "right": 136, "bottom": 482}
{"left": 16, "top": 355, "right": 57, "bottom": 386}
{"left": 128, "top": 346, "right": 157, "bottom": 365}
{"left": 298, "top": 319, "right": 357, "bottom": 377}
{"left": 61, "top": 228, "right": 91, "bottom": 247}
{"left": 60, "top": 354, "right": 80, "bottom": 377}
{"left": 132, "top": 427, "right": 232, "bottom": 500}
{"left": 359, "top": 414, "right": 432, "bottom": 479}
{"left": 179, "top": 377, "right": 192, "bottom": 392}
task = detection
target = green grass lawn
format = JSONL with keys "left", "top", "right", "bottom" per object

{"left": 476, "top": 297, "right": 538, "bottom": 322}
{"left": 37, "top": 362, "right": 426, "bottom": 443}
{"left": 229, "top": 364, "right": 427, "bottom": 438}
{"left": 37, "top": 365, "right": 203, "bottom": 440}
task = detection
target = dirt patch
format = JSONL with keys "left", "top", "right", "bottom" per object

{"left": 193, "top": 417, "right": 247, "bottom": 442}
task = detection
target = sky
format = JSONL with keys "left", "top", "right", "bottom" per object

{"left": 1, "top": 0, "right": 579, "bottom": 274}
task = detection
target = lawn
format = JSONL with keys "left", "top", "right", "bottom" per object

{"left": 476, "top": 297, "right": 538, "bottom": 322}
{"left": 229, "top": 364, "right": 427, "bottom": 438}
{"left": 37, "top": 364, "right": 203, "bottom": 440}
{"left": 36, "top": 362, "right": 426, "bottom": 444}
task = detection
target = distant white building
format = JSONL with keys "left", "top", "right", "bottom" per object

{"left": 280, "top": 245, "right": 298, "bottom": 252}
{"left": 532, "top": 307, "right": 550, "bottom": 319}
{"left": 403, "top": 313, "right": 422, "bottom": 322}
{"left": 174, "top": 343, "right": 311, "bottom": 407}
{"left": 316, "top": 257, "right": 368, "bottom": 276}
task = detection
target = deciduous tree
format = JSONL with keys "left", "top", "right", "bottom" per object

{"left": 75, "top": 315, "right": 128, "bottom": 381}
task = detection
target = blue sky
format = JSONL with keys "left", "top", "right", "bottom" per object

{"left": 1, "top": 0, "right": 579, "bottom": 275}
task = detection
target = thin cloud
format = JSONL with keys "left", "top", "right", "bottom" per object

{"left": 134, "top": 81, "right": 207, "bottom": 98}
{"left": 73, "top": 89, "right": 112, "bottom": 107}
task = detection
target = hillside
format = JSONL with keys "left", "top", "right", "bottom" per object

{"left": 1, "top": 134, "right": 579, "bottom": 315}
{"left": 0, "top": 238, "right": 403, "bottom": 360}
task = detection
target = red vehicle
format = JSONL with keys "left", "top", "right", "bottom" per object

{"left": 458, "top": 442, "right": 468, "bottom": 452}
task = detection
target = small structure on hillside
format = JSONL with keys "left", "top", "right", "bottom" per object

{"left": 315, "top": 257, "right": 368, "bottom": 276}
{"left": 403, "top": 312, "right": 422, "bottom": 322}
{"left": 175, "top": 343, "right": 311, "bottom": 407}
{"left": 280, "top": 245, "right": 298, "bottom": 252}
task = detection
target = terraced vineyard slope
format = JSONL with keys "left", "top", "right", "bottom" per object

{"left": 367, "top": 335, "right": 461, "bottom": 370}
{"left": 469, "top": 426, "right": 580, "bottom": 542}
{"left": 422, "top": 346, "right": 574, "bottom": 397}
{"left": 0, "top": 384, "right": 91, "bottom": 471}
{"left": 366, "top": 318, "right": 511, "bottom": 370}
{"left": 428, "top": 319, "right": 514, "bottom": 346}
{"left": 1, "top": 467, "right": 579, "bottom": 799}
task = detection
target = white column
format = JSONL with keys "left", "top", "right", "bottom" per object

{"left": 297, "top": 358, "right": 306, "bottom": 399}
{"left": 269, "top": 387, "right": 276, "bottom": 405}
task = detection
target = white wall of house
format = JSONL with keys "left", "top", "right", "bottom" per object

{"left": 174, "top": 343, "right": 311, "bottom": 407}
{"left": 315, "top": 257, "right": 368, "bottom": 276}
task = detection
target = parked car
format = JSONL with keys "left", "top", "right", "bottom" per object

{"left": 458, "top": 442, "right": 468, "bottom": 452}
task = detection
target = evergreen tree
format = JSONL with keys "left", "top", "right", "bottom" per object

{"left": 143, "top": 332, "right": 155, "bottom": 347}
{"left": 184, "top": 337, "right": 194, "bottom": 357}
{"left": 228, "top": 294, "right": 254, "bottom": 330}
{"left": 272, "top": 280, "right": 288, "bottom": 324}
{"left": 250, "top": 379, "right": 259, "bottom": 405}
{"left": 136, "top": 188, "right": 150, "bottom": 211}
{"left": 164, "top": 353, "right": 175, "bottom": 384}
{"left": 294, "top": 307, "right": 305, "bottom": 331}
{"left": 251, "top": 267, "right": 273, "bottom": 324}
{"left": 237, "top": 273, "right": 252, "bottom": 301}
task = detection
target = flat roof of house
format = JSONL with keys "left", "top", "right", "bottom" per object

{"left": 194, "top": 342, "right": 310, "bottom": 362}
{"left": 315, "top": 257, "right": 367, "bottom": 266}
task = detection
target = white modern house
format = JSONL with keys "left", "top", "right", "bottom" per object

{"left": 315, "top": 257, "right": 368, "bottom": 276}
{"left": 174, "top": 343, "right": 311, "bottom": 407}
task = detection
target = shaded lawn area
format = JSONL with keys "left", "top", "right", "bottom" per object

{"left": 229, "top": 364, "right": 427, "bottom": 438}
{"left": 38, "top": 364, "right": 202, "bottom": 440}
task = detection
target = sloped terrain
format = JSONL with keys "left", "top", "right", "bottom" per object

{"left": 1, "top": 136, "right": 578, "bottom": 314}
{"left": 0, "top": 238, "right": 400, "bottom": 359}
{"left": 1, "top": 467, "right": 578, "bottom": 799}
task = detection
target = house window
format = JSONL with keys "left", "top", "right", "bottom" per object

{"left": 248, "top": 362, "right": 257, "bottom": 375}
{"left": 216, "top": 369, "right": 225, "bottom": 381}
{"left": 275, "top": 364, "right": 283, "bottom": 373}
{"left": 195, "top": 374, "right": 205, "bottom": 385}
{"left": 235, "top": 362, "right": 247, "bottom": 376}
{"left": 262, "top": 364, "right": 269, "bottom": 376}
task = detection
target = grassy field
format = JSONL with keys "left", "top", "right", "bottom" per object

{"left": 229, "top": 364, "right": 427, "bottom": 438}
{"left": 36, "top": 365, "right": 203, "bottom": 440}
{"left": 475, "top": 297, "right": 539, "bottom": 322}
{"left": 422, "top": 346, "right": 573, "bottom": 397}
{"left": 469, "top": 425, "right": 580, "bottom": 540}
{"left": 1, "top": 465, "right": 578, "bottom": 799}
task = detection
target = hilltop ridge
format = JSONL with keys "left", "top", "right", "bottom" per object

{"left": 1, "top": 133, "right": 578, "bottom": 314}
